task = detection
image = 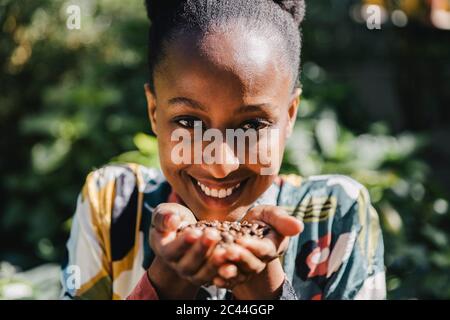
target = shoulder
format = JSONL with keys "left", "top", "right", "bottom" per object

{"left": 279, "top": 173, "right": 372, "bottom": 223}
{"left": 280, "top": 173, "right": 369, "bottom": 206}
{"left": 82, "top": 163, "right": 165, "bottom": 202}
{"left": 81, "top": 163, "right": 165, "bottom": 221}
{"left": 302, "top": 174, "right": 368, "bottom": 205}
{"left": 282, "top": 174, "right": 385, "bottom": 300}
{"left": 80, "top": 163, "right": 166, "bottom": 259}
{"left": 299, "top": 174, "right": 365, "bottom": 199}
{"left": 84, "top": 163, "right": 163, "bottom": 192}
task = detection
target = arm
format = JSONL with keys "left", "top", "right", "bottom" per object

{"left": 320, "top": 185, "right": 386, "bottom": 300}
{"left": 328, "top": 186, "right": 386, "bottom": 300}
{"left": 61, "top": 172, "right": 113, "bottom": 299}
{"left": 232, "top": 259, "right": 298, "bottom": 300}
{"left": 126, "top": 256, "right": 199, "bottom": 300}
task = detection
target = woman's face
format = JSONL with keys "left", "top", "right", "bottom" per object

{"left": 145, "top": 28, "right": 300, "bottom": 221}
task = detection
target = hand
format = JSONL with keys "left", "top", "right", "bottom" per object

{"left": 238, "top": 205, "right": 304, "bottom": 262}
{"left": 213, "top": 205, "right": 303, "bottom": 298}
{"left": 148, "top": 203, "right": 239, "bottom": 290}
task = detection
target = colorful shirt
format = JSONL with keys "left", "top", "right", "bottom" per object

{"left": 61, "top": 163, "right": 386, "bottom": 300}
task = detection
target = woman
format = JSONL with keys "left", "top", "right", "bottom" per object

{"left": 61, "top": 0, "right": 386, "bottom": 300}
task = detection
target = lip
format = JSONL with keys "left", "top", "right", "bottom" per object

{"left": 192, "top": 177, "right": 244, "bottom": 190}
{"left": 188, "top": 174, "right": 249, "bottom": 209}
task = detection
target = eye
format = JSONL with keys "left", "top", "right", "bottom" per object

{"left": 240, "top": 118, "right": 272, "bottom": 131}
{"left": 173, "top": 116, "right": 203, "bottom": 129}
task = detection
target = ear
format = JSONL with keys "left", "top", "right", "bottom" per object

{"left": 285, "top": 87, "right": 301, "bottom": 139}
{"left": 144, "top": 83, "right": 158, "bottom": 136}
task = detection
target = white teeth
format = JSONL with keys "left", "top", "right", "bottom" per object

{"left": 218, "top": 189, "right": 226, "bottom": 198}
{"left": 195, "top": 179, "right": 242, "bottom": 198}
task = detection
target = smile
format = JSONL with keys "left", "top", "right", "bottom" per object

{"left": 188, "top": 175, "right": 247, "bottom": 201}
{"left": 196, "top": 180, "right": 240, "bottom": 198}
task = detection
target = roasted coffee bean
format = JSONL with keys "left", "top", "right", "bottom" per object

{"left": 223, "top": 234, "right": 233, "bottom": 243}
{"left": 177, "top": 220, "right": 272, "bottom": 246}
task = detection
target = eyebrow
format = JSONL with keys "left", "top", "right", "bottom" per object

{"left": 168, "top": 96, "right": 274, "bottom": 114}
{"left": 168, "top": 97, "right": 207, "bottom": 112}
{"left": 236, "top": 103, "right": 275, "bottom": 114}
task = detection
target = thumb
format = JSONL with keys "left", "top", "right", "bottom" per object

{"left": 152, "top": 203, "right": 196, "bottom": 233}
{"left": 244, "top": 205, "right": 303, "bottom": 237}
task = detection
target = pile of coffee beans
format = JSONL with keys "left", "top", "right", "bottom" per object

{"left": 177, "top": 220, "right": 271, "bottom": 246}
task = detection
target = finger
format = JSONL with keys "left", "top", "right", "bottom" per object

{"left": 224, "top": 244, "right": 266, "bottom": 274}
{"left": 264, "top": 229, "right": 290, "bottom": 255}
{"left": 224, "top": 273, "right": 249, "bottom": 287}
{"left": 213, "top": 276, "right": 237, "bottom": 289}
{"left": 213, "top": 273, "right": 248, "bottom": 290}
{"left": 152, "top": 203, "right": 197, "bottom": 233}
{"left": 176, "top": 228, "right": 221, "bottom": 276}
{"left": 189, "top": 247, "right": 227, "bottom": 286}
{"left": 244, "top": 205, "right": 303, "bottom": 236}
{"left": 235, "top": 236, "right": 278, "bottom": 261}
{"left": 152, "top": 227, "right": 202, "bottom": 262}
{"left": 217, "top": 263, "right": 238, "bottom": 279}
{"left": 152, "top": 204, "right": 180, "bottom": 233}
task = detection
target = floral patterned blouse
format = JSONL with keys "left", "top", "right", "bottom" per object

{"left": 61, "top": 163, "right": 386, "bottom": 300}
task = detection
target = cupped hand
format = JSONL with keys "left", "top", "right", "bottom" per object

{"left": 149, "top": 203, "right": 239, "bottom": 286}
{"left": 211, "top": 205, "right": 303, "bottom": 289}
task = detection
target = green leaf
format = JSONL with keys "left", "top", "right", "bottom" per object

{"left": 133, "top": 133, "right": 158, "bottom": 156}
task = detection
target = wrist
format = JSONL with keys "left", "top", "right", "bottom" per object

{"left": 147, "top": 256, "right": 199, "bottom": 299}
{"left": 232, "top": 258, "right": 285, "bottom": 300}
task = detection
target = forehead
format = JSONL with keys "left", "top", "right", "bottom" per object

{"left": 154, "top": 28, "right": 292, "bottom": 104}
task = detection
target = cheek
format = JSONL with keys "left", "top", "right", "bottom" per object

{"left": 246, "top": 127, "right": 285, "bottom": 173}
{"left": 156, "top": 126, "right": 191, "bottom": 174}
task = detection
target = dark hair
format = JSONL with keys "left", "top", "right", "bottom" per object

{"left": 144, "top": 0, "right": 305, "bottom": 93}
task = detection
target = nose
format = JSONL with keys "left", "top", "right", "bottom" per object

{"left": 201, "top": 141, "right": 240, "bottom": 179}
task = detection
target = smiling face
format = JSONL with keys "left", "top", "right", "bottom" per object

{"left": 145, "top": 27, "right": 300, "bottom": 221}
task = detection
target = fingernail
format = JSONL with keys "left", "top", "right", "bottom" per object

{"left": 202, "top": 235, "right": 213, "bottom": 247}
{"left": 185, "top": 228, "right": 202, "bottom": 243}
{"left": 226, "top": 247, "right": 240, "bottom": 261}
{"left": 202, "top": 229, "right": 220, "bottom": 246}
{"left": 236, "top": 236, "right": 250, "bottom": 246}
{"left": 191, "top": 228, "right": 202, "bottom": 238}
{"left": 227, "top": 265, "right": 238, "bottom": 278}
{"left": 208, "top": 228, "right": 221, "bottom": 240}
{"left": 165, "top": 214, "right": 180, "bottom": 229}
{"left": 220, "top": 264, "right": 237, "bottom": 279}
{"left": 213, "top": 248, "right": 226, "bottom": 264}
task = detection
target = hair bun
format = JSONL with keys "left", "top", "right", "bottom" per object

{"left": 273, "top": 0, "right": 306, "bottom": 26}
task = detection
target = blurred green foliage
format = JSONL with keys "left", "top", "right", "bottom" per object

{"left": 1, "top": 0, "right": 449, "bottom": 299}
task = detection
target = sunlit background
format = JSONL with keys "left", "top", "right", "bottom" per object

{"left": 1, "top": 0, "right": 449, "bottom": 299}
